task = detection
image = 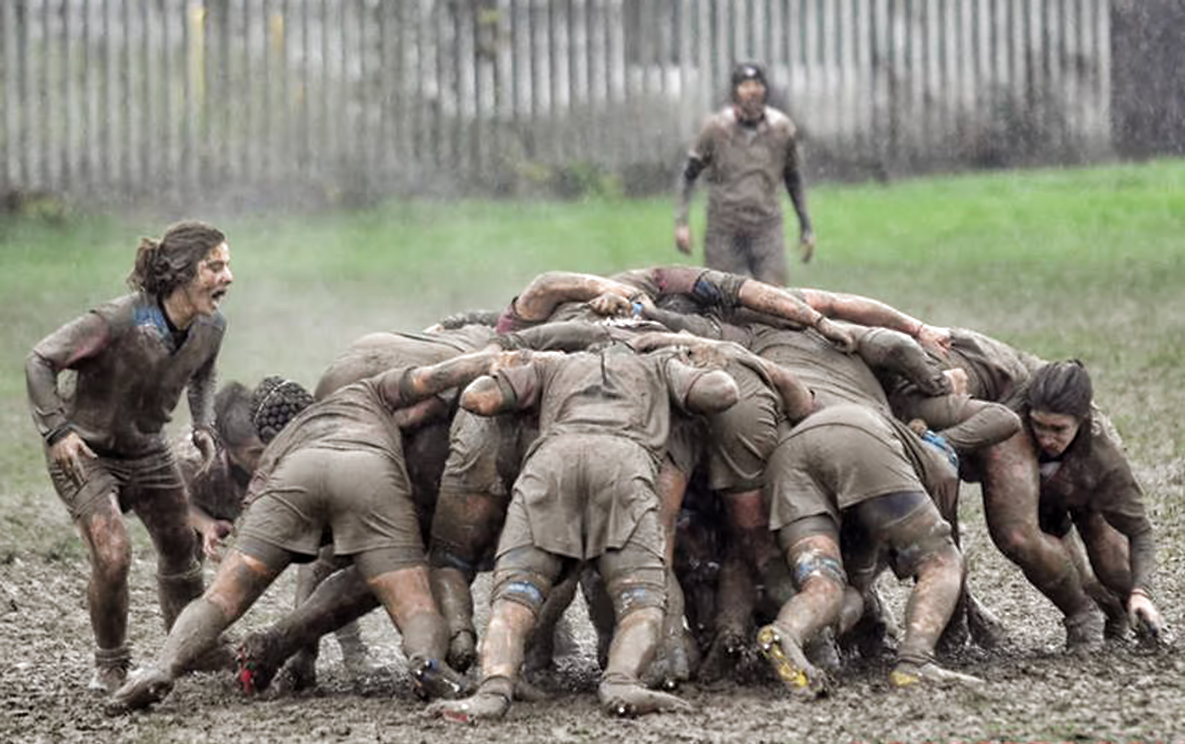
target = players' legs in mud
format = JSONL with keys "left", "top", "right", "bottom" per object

{"left": 358, "top": 549, "right": 465, "bottom": 701}
{"left": 109, "top": 547, "right": 289, "bottom": 712}
{"left": 239, "top": 564, "right": 380, "bottom": 694}
{"left": 648, "top": 462, "right": 695, "bottom": 688}
{"left": 273, "top": 549, "right": 360, "bottom": 690}
{"left": 523, "top": 571, "right": 579, "bottom": 677}
{"left": 759, "top": 516, "right": 844, "bottom": 698}
{"left": 429, "top": 409, "right": 516, "bottom": 672}
{"left": 853, "top": 491, "right": 981, "bottom": 688}
{"left": 76, "top": 492, "right": 134, "bottom": 693}
{"left": 428, "top": 484, "right": 509, "bottom": 672}
{"left": 429, "top": 545, "right": 565, "bottom": 722}
{"left": 596, "top": 536, "right": 690, "bottom": 717}
{"left": 977, "top": 433, "right": 1101, "bottom": 647}
{"left": 135, "top": 478, "right": 205, "bottom": 634}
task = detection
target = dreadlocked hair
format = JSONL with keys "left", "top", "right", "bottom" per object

{"left": 250, "top": 376, "right": 314, "bottom": 443}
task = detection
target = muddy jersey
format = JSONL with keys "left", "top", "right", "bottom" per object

{"left": 27, "top": 291, "right": 224, "bottom": 457}
{"left": 248, "top": 374, "right": 409, "bottom": 503}
{"left": 492, "top": 347, "right": 711, "bottom": 559}
{"left": 1037, "top": 415, "right": 1156, "bottom": 590}
{"left": 747, "top": 324, "right": 890, "bottom": 413}
{"left": 688, "top": 106, "right": 800, "bottom": 230}
{"left": 314, "top": 325, "right": 495, "bottom": 399}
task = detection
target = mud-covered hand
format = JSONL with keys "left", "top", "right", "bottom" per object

{"left": 814, "top": 317, "right": 857, "bottom": 353}
{"left": 917, "top": 324, "right": 953, "bottom": 356}
{"left": 193, "top": 427, "right": 217, "bottom": 476}
{"left": 1130, "top": 590, "right": 1172, "bottom": 646}
{"left": 200, "top": 519, "right": 233, "bottom": 563}
{"left": 799, "top": 228, "right": 816, "bottom": 264}
{"left": 675, "top": 225, "right": 692, "bottom": 256}
{"left": 50, "top": 430, "right": 97, "bottom": 487}
{"left": 588, "top": 291, "right": 633, "bottom": 318}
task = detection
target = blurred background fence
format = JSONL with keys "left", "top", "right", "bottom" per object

{"left": 0, "top": 0, "right": 1181, "bottom": 207}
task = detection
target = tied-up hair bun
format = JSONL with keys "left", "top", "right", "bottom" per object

{"left": 250, "top": 376, "right": 314, "bottom": 443}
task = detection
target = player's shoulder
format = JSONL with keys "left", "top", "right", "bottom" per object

{"left": 764, "top": 107, "right": 798, "bottom": 137}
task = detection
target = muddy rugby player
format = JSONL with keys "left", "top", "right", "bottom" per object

{"left": 47, "top": 258, "right": 1168, "bottom": 720}
{"left": 107, "top": 349, "right": 520, "bottom": 712}
{"left": 676, "top": 62, "right": 816, "bottom": 284}
{"left": 26, "top": 221, "right": 233, "bottom": 694}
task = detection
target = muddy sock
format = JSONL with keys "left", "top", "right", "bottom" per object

{"left": 156, "top": 562, "right": 205, "bottom": 632}
{"left": 400, "top": 610, "right": 449, "bottom": 662}
{"left": 160, "top": 598, "right": 229, "bottom": 677}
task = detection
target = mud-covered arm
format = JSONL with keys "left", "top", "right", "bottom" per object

{"left": 504, "top": 271, "right": 639, "bottom": 327}
{"left": 501, "top": 320, "right": 614, "bottom": 352}
{"left": 783, "top": 143, "right": 812, "bottom": 239}
{"left": 905, "top": 395, "right": 1022, "bottom": 453}
{"left": 676, "top": 156, "right": 706, "bottom": 227}
{"left": 855, "top": 327, "right": 950, "bottom": 396}
{"left": 376, "top": 348, "right": 505, "bottom": 411}
{"left": 676, "top": 121, "right": 714, "bottom": 227}
{"left": 390, "top": 396, "right": 453, "bottom": 430}
{"left": 630, "top": 294, "right": 724, "bottom": 338}
{"left": 460, "top": 354, "right": 552, "bottom": 417}
{"left": 25, "top": 312, "right": 112, "bottom": 444}
{"left": 797, "top": 287, "right": 950, "bottom": 352}
{"left": 1097, "top": 469, "right": 1156, "bottom": 594}
{"left": 187, "top": 343, "right": 221, "bottom": 435}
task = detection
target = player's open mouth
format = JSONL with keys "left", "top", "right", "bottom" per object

{"left": 211, "top": 288, "right": 228, "bottom": 303}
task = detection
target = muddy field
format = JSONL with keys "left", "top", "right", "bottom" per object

{"left": 2, "top": 461, "right": 1183, "bottom": 744}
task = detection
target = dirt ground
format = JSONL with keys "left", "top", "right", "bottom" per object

{"left": 2, "top": 460, "right": 1184, "bottom": 744}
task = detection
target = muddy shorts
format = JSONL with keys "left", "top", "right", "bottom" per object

{"left": 767, "top": 405, "right": 924, "bottom": 531}
{"left": 706, "top": 361, "right": 781, "bottom": 493}
{"left": 236, "top": 447, "right": 425, "bottom": 578}
{"left": 491, "top": 508, "right": 667, "bottom": 618}
{"left": 46, "top": 442, "right": 186, "bottom": 521}
{"left": 704, "top": 217, "right": 787, "bottom": 286}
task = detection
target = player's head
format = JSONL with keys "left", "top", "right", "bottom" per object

{"left": 730, "top": 61, "right": 768, "bottom": 122}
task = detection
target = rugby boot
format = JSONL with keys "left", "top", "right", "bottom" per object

{"left": 235, "top": 629, "right": 288, "bottom": 695}
{"left": 1063, "top": 608, "right": 1105, "bottom": 652}
{"left": 889, "top": 659, "right": 984, "bottom": 690}
{"left": 88, "top": 645, "right": 132, "bottom": 694}
{"left": 408, "top": 655, "right": 471, "bottom": 701}
{"left": 105, "top": 666, "right": 173, "bottom": 715}
{"left": 598, "top": 673, "right": 693, "bottom": 717}
{"left": 756, "top": 624, "right": 827, "bottom": 699}
{"left": 427, "top": 675, "right": 512, "bottom": 724}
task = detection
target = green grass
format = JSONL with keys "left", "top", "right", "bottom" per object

{"left": 2, "top": 158, "right": 1184, "bottom": 554}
